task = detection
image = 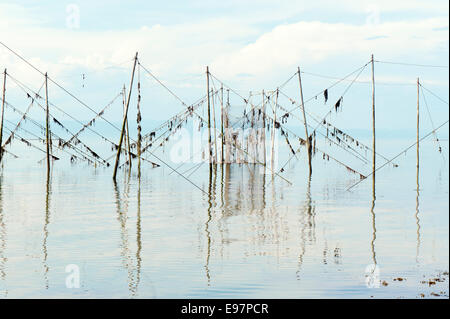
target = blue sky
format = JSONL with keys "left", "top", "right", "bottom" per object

{"left": 0, "top": 0, "right": 448, "bottom": 137}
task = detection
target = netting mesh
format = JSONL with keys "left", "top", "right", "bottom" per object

{"left": 221, "top": 93, "right": 267, "bottom": 164}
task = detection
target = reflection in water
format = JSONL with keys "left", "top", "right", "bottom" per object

{"left": 135, "top": 178, "right": 142, "bottom": 295}
{"left": 205, "top": 165, "right": 214, "bottom": 285}
{"left": 0, "top": 137, "right": 445, "bottom": 298}
{"left": 205, "top": 163, "right": 318, "bottom": 283}
{"left": 113, "top": 179, "right": 142, "bottom": 296}
{"left": 114, "top": 180, "right": 131, "bottom": 291}
{"left": 415, "top": 147, "right": 421, "bottom": 263}
{"left": 217, "top": 164, "right": 231, "bottom": 259}
{"left": 415, "top": 186, "right": 421, "bottom": 263}
{"left": 296, "top": 175, "right": 316, "bottom": 279}
{"left": 0, "top": 172, "right": 7, "bottom": 297}
{"left": 370, "top": 174, "right": 377, "bottom": 265}
{"left": 42, "top": 172, "right": 52, "bottom": 289}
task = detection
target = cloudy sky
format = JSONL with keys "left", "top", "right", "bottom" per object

{"left": 0, "top": 0, "right": 448, "bottom": 135}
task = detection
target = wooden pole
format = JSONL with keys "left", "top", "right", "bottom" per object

{"left": 249, "top": 92, "right": 256, "bottom": 163}
{"left": 270, "top": 89, "right": 279, "bottom": 172}
{"left": 206, "top": 66, "right": 212, "bottom": 168}
{"left": 297, "top": 67, "right": 312, "bottom": 176}
{"left": 137, "top": 66, "right": 142, "bottom": 179}
{"left": 121, "top": 85, "right": 128, "bottom": 164}
{"left": 415, "top": 77, "right": 421, "bottom": 261}
{"left": 212, "top": 87, "right": 218, "bottom": 164}
{"left": 225, "top": 89, "right": 230, "bottom": 164}
{"left": 220, "top": 84, "right": 224, "bottom": 164}
{"left": 370, "top": 57, "right": 377, "bottom": 263}
{"left": 45, "top": 72, "right": 51, "bottom": 176}
{"left": 113, "top": 52, "right": 138, "bottom": 181}
{"left": 371, "top": 54, "right": 376, "bottom": 184}
{"left": 416, "top": 77, "right": 420, "bottom": 189}
{"left": 125, "top": 91, "right": 132, "bottom": 170}
{"left": 121, "top": 84, "right": 132, "bottom": 171}
{"left": 262, "top": 90, "right": 266, "bottom": 165}
{"left": 370, "top": 55, "right": 377, "bottom": 264}
{"left": 0, "top": 69, "right": 6, "bottom": 162}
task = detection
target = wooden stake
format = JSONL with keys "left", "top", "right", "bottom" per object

{"left": 206, "top": 66, "right": 212, "bottom": 167}
{"left": 125, "top": 90, "right": 132, "bottom": 170}
{"left": 225, "top": 89, "right": 230, "bottom": 164}
{"left": 113, "top": 52, "right": 138, "bottom": 181}
{"left": 415, "top": 77, "right": 421, "bottom": 261}
{"left": 262, "top": 90, "right": 266, "bottom": 165}
{"left": 297, "top": 67, "right": 312, "bottom": 176}
{"left": 371, "top": 54, "right": 376, "bottom": 185}
{"left": 220, "top": 84, "right": 224, "bottom": 164}
{"left": 45, "top": 72, "right": 51, "bottom": 176}
{"left": 249, "top": 93, "right": 256, "bottom": 163}
{"left": 121, "top": 85, "right": 128, "bottom": 163}
{"left": 0, "top": 69, "right": 6, "bottom": 162}
{"left": 137, "top": 66, "right": 142, "bottom": 179}
{"left": 370, "top": 57, "right": 377, "bottom": 263}
{"left": 212, "top": 87, "right": 218, "bottom": 164}
{"left": 270, "top": 89, "right": 279, "bottom": 172}
{"left": 370, "top": 57, "right": 377, "bottom": 260}
{"left": 121, "top": 84, "right": 132, "bottom": 171}
{"left": 416, "top": 77, "right": 420, "bottom": 188}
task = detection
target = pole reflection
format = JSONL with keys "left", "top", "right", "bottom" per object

{"left": 133, "top": 177, "right": 142, "bottom": 296}
{"left": 206, "top": 163, "right": 318, "bottom": 281}
{"left": 370, "top": 174, "right": 377, "bottom": 266}
{"left": 296, "top": 175, "right": 316, "bottom": 279}
{"left": 113, "top": 179, "right": 142, "bottom": 296}
{"left": 415, "top": 142, "right": 421, "bottom": 263}
{"left": 0, "top": 172, "right": 7, "bottom": 297}
{"left": 205, "top": 164, "right": 214, "bottom": 286}
{"left": 42, "top": 171, "right": 52, "bottom": 289}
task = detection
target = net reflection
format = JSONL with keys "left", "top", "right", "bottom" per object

{"left": 113, "top": 178, "right": 143, "bottom": 296}
{"left": 203, "top": 164, "right": 317, "bottom": 284}
{"left": 0, "top": 172, "right": 7, "bottom": 297}
{"left": 42, "top": 172, "right": 52, "bottom": 289}
{"left": 370, "top": 174, "right": 377, "bottom": 266}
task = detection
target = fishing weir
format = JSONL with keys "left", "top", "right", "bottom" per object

{"left": 0, "top": 43, "right": 448, "bottom": 194}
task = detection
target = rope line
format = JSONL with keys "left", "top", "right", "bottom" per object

{"left": 419, "top": 83, "right": 449, "bottom": 106}
{"left": 347, "top": 119, "right": 449, "bottom": 191}
{"left": 375, "top": 60, "right": 449, "bottom": 68}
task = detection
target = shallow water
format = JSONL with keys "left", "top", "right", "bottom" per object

{"left": 0, "top": 138, "right": 448, "bottom": 298}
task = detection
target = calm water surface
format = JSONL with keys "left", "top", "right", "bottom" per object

{"left": 0, "top": 138, "right": 448, "bottom": 298}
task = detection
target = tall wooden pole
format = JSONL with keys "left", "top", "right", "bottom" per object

{"left": 125, "top": 90, "right": 132, "bottom": 170}
{"left": 137, "top": 65, "right": 142, "bottom": 179}
{"left": 416, "top": 77, "right": 420, "bottom": 189}
{"left": 225, "top": 89, "right": 230, "bottom": 164}
{"left": 371, "top": 54, "right": 376, "bottom": 183}
{"left": 122, "top": 85, "right": 128, "bottom": 162}
{"left": 220, "top": 84, "right": 224, "bottom": 164}
{"left": 44, "top": 73, "right": 51, "bottom": 176}
{"left": 113, "top": 52, "right": 138, "bottom": 181}
{"left": 270, "top": 89, "right": 279, "bottom": 172}
{"left": 297, "top": 67, "right": 312, "bottom": 176}
{"left": 0, "top": 69, "right": 6, "bottom": 162}
{"left": 415, "top": 78, "right": 421, "bottom": 261}
{"left": 262, "top": 90, "right": 266, "bottom": 165}
{"left": 212, "top": 87, "right": 218, "bottom": 164}
{"left": 206, "top": 66, "right": 212, "bottom": 168}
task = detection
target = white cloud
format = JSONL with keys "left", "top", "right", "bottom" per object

{"left": 0, "top": 2, "right": 448, "bottom": 95}
{"left": 211, "top": 18, "right": 448, "bottom": 79}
